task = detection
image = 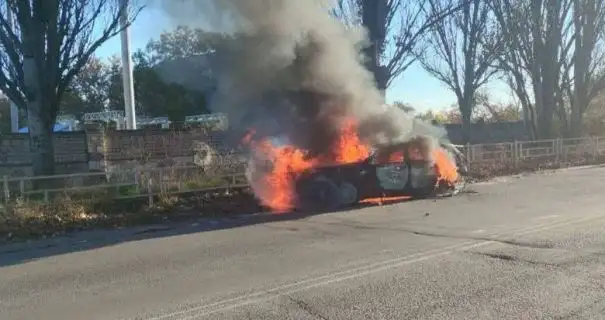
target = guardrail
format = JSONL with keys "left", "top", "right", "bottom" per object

{"left": 2, "top": 136, "right": 605, "bottom": 205}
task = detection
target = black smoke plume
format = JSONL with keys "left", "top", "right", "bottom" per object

{"left": 155, "top": 0, "right": 409, "bottom": 153}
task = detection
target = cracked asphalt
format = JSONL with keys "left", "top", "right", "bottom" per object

{"left": 2, "top": 166, "right": 605, "bottom": 319}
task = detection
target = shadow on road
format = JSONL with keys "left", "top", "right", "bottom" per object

{"left": 0, "top": 198, "right": 426, "bottom": 267}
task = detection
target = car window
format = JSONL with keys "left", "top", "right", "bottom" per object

{"left": 408, "top": 147, "right": 424, "bottom": 161}
{"left": 387, "top": 151, "right": 404, "bottom": 163}
{"left": 371, "top": 149, "right": 405, "bottom": 165}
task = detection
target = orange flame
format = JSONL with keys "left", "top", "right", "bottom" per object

{"left": 244, "top": 120, "right": 460, "bottom": 212}
{"left": 432, "top": 147, "right": 459, "bottom": 184}
{"left": 251, "top": 140, "right": 318, "bottom": 212}
{"left": 245, "top": 119, "right": 370, "bottom": 212}
{"left": 335, "top": 119, "right": 371, "bottom": 163}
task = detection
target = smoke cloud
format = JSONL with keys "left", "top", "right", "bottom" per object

{"left": 154, "top": 0, "right": 419, "bottom": 153}
{"left": 150, "top": 0, "right": 462, "bottom": 209}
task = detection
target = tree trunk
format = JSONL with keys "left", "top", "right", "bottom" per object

{"left": 569, "top": 0, "right": 596, "bottom": 138}
{"left": 22, "top": 51, "right": 56, "bottom": 180}
{"left": 26, "top": 99, "right": 55, "bottom": 178}
{"left": 360, "top": 0, "right": 388, "bottom": 95}
{"left": 570, "top": 106, "right": 583, "bottom": 137}
{"left": 538, "top": 102, "right": 554, "bottom": 138}
{"left": 462, "top": 109, "right": 472, "bottom": 143}
{"left": 521, "top": 101, "right": 538, "bottom": 140}
{"left": 458, "top": 96, "right": 473, "bottom": 143}
{"left": 375, "top": 65, "right": 389, "bottom": 94}
{"left": 540, "top": 67, "right": 556, "bottom": 138}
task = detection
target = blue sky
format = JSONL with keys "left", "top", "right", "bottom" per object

{"left": 96, "top": 6, "right": 510, "bottom": 112}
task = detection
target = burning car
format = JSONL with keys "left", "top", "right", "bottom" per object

{"left": 293, "top": 136, "right": 467, "bottom": 211}
{"left": 244, "top": 125, "right": 467, "bottom": 213}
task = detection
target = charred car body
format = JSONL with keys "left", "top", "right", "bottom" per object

{"left": 294, "top": 137, "right": 467, "bottom": 211}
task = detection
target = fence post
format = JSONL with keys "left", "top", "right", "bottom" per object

{"left": 593, "top": 136, "right": 599, "bottom": 161}
{"left": 2, "top": 175, "right": 9, "bottom": 203}
{"left": 147, "top": 178, "right": 154, "bottom": 207}
{"left": 134, "top": 167, "right": 140, "bottom": 194}
{"left": 19, "top": 180, "right": 25, "bottom": 197}
{"left": 465, "top": 143, "right": 471, "bottom": 171}
{"left": 513, "top": 141, "right": 519, "bottom": 168}
{"left": 159, "top": 170, "right": 165, "bottom": 194}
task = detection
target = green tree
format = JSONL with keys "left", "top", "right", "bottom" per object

{"left": 145, "top": 26, "right": 227, "bottom": 64}
{"left": 132, "top": 51, "right": 206, "bottom": 120}
{"left": 60, "top": 56, "right": 110, "bottom": 118}
{"left": 104, "top": 26, "right": 220, "bottom": 123}
{"left": 106, "top": 55, "right": 124, "bottom": 112}
{"left": 106, "top": 50, "right": 208, "bottom": 121}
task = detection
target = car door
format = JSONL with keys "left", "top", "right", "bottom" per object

{"left": 407, "top": 146, "right": 436, "bottom": 190}
{"left": 372, "top": 150, "right": 409, "bottom": 193}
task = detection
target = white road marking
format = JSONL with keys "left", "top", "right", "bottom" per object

{"left": 534, "top": 214, "right": 560, "bottom": 220}
{"left": 145, "top": 213, "right": 605, "bottom": 320}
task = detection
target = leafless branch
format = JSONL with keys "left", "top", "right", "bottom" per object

{"left": 333, "top": 0, "right": 465, "bottom": 89}
{"left": 0, "top": 0, "right": 142, "bottom": 113}
{"left": 416, "top": 0, "right": 499, "bottom": 121}
{"left": 385, "top": 0, "right": 465, "bottom": 86}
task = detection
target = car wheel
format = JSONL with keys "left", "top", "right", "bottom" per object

{"left": 296, "top": 176, "right": 341, "bottom": 212}
{"left": 338, "top": 181, "right": 359, "bottom": 206}
{"left": 410, "top": 183, "right": 436, "bottom": 199}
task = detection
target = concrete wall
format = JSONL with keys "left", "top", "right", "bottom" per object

{"left": 0, "top": 121, "right": 528, "bottom": 178}
{"left": 0, "top": 132, "right": 89, "bottom": 177}
{"left": 0, "top": 127, "right": 243, "bottom": 179}
{"left": 86, "top": 127, "right": 244, "bottom": 179}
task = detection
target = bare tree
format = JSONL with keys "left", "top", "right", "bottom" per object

{"left": 415, "top": 0, "right": 499, "bottom": 143}
{"left": 331, "top": 0, "right": 361, "bottom": 26}
{"left": 334, "top": 0, "right": 463, "bottom": 92}
{"left": 390, "top": 100, "right": 416, "bottom": 113}
{"left": 564, "top": 0, "right": 605, "bottom": 136}
{"left": 0, "top": 0, "right": 142, "bottom": 177}
{"left": 474, "top": 90, "right": 522, "bottom": 123}
{"left": 491, "top": 0, "right": 572, "bottom": 139}
{"left": 489, "top": 0, "right": 537, "bottom": 138}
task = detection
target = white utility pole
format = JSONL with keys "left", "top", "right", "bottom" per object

{"left": 120, "top": 0, "right": 136, "bottom": 130}
{"left": 6, "top": 2, "right": 19, "bottom": 133}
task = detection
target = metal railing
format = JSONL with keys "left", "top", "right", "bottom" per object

{"left": 1, "top": 166, "right": 248, "bottom": 205}
{"left": 2, "top": 136, "right": 605, "bottom": 205}
{"left": 456, "top": 136, "right": 604, "bottom": 167}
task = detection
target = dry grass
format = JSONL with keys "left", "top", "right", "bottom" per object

{"left": 0, "top": 186, "right": 259, "bottom": 242}
{"left": 466, "top": 154, "right": 602, "bottom": 182}
{"left": 0, "top": 189, "right": 182, "bottom": 241}
{"left": 0, "top": 196, "right": 109, "bottom": 240}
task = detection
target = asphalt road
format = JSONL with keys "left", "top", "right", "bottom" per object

{"left": 2, "top": 166, "right": 605, "bottom": 320}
